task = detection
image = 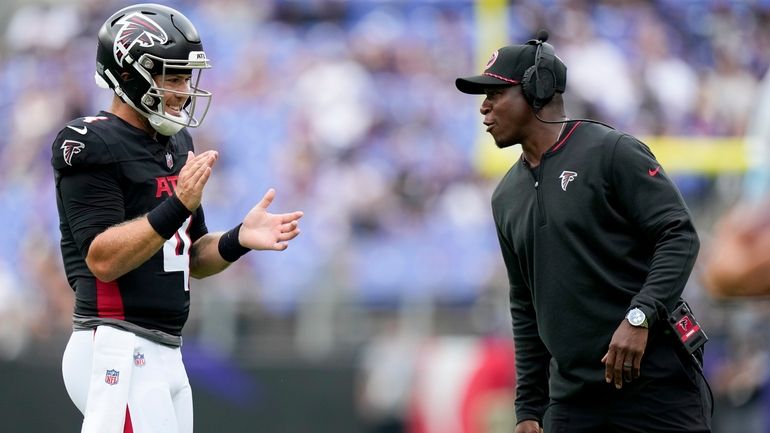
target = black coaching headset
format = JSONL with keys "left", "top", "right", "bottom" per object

{"left": 523, "top": 30, "right": 614, "bottom": 129}
{"left": 521, "top": 30, "right": 558, "bottom": 112}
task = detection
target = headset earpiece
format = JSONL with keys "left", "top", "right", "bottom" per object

{"left": 521, "top": 65, "right": 538, "bottom": 108}
{"left": 521, "top": 38, "right": 557, "bottom": 112}
{"left": 523, "top": 31, "right": 612, "bottom": 130}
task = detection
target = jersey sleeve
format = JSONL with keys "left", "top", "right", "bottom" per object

{"left": 51, "top": 121, "right": 115, "bottom": 171}
{"left": 57, "top": 166, "right": 125, "bottom": 257}
{"left": 53, "top": 122, "right": 124, "bottom": 256}
{"left": 607, "top": 134, "right": 700, "bottom": 326}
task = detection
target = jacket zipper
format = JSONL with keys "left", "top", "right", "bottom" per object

{"left": 533, "top": 161, "right": 546, "bottom": 227}
{"left": 532, "top": 121, "right": 578, "bottom": 228}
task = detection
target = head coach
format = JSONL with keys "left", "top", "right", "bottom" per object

{"left": 456, "top": 31, "right": 713, "bottom": 433}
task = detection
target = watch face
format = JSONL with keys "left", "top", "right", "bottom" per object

{"left": 628, "top": 308, "right": 645, "bottom": 326}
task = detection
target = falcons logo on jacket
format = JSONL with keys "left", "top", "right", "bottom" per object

{"left": 61, "top": 140, "right": 85, "bottom": 166}
{"left": 113, "top": 12, "right": 168, "bottom": 66}
{"left": 559, "top": 170, "right": 578, "bottom": 191}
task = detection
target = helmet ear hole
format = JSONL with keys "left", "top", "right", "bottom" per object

{"left": 142, "top": 94, "right": 157, "bottom": 107}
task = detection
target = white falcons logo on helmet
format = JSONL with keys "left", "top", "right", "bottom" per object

{"left": 559, "top": 170, "right": 577, "bottom": 191}
{"left": 61, "top": 140, "right": 85, "bottom": 166}
{"left": 113, "top": 12, "right": 168, "bottom": 66}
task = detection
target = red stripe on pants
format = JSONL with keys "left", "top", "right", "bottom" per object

{"left": 124, "top": 405, "right": 133, "bottom": 433}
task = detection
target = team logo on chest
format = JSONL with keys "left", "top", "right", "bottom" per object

{"left": 165, "top": 152, "right": 174, "bottom": 169}
{"left": 559, "top": 170, "right": 578, "bottom": 191}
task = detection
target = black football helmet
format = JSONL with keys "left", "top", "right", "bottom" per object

{"left": 95, "top": 3, "right": 212, "bottom": 135}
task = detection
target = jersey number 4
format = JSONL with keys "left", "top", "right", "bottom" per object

{"left": 163, "top": 218, "right": 191, "bottom": 291}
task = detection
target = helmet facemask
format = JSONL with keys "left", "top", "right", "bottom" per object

{"left": 135, "top": 52, "right": 212, "bottom": 136}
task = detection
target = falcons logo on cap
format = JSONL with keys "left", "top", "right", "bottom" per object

{"left": 485, "top": 50, "right": 499, "bottom": 70}
{"left": 559, "top": 170, "right": 577, "bottom": 191}
{"left": 61, "top": 140, "right": 85, "bottom": 166}
{"left": 113, "top": 12, "right": 168, "bottom": 66}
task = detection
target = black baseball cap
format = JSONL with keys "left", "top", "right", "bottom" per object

{"left": 455, "top": 43, "right": 567, "bottom": 95}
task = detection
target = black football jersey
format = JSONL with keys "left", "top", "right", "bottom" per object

{"left": 51, "top": 111, "right": 208, "bottom": 336}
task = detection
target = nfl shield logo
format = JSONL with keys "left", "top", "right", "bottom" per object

{"left": 105, "top": 369, "right": 120, "bottom": 385}
{"left": 134, "top": 352, "right": 146, "bottom": 367}
{"left": 165, "top": 153, "right": 173, "bottom": 169}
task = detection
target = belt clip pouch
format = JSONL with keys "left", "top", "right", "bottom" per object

{"left": 668, "top": 301, "right": 708, "bottom": 355}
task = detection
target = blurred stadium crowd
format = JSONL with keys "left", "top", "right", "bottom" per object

{"left": 1, "top": 0, "right": 770, "bottom": 431}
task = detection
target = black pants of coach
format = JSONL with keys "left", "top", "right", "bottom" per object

{"left": 543, "top": 347, "right": 712, "bottom": 433}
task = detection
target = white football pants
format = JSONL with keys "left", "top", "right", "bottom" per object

{"left": 62, "top": 326, "right": 193, "bottom": 433}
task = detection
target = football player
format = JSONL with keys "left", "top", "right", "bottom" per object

{"left": 52, "top": 4, "right": 303, "bottom": 433}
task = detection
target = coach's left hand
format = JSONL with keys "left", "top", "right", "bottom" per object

{"left": 601, "top": 321, "right": 648, "bottom": 389}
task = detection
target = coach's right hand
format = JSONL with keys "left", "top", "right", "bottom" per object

{"left": 515, "top": 420, "right": 543, "bottom": 433}
{"left": 176, "top": 150, "right": 218, "bottom": 211}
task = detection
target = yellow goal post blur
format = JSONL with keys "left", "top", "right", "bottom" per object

{"left": 474, "top": 136, "right": 748, "bottom": 177}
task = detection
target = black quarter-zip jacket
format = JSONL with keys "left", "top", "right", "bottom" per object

{"left": 492, "top": 121, "right": 700, "bottom": 423}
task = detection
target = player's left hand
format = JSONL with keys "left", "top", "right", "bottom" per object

{"left": 239, "top": 188, "right": 303, "bottom": 251}
{"left": 601, "top": 320, "right": 648, "bottom": 389}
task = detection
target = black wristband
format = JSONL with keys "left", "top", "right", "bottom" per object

{"left": 218, "top": 223, "right": 250, "bottom": 262}
{"left": 147, "top": 195, "right": 191, "bottom": 239}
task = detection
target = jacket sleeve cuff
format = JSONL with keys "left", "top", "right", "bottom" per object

{"left": 515, "top": 412, "right": 543, "bottom": 426}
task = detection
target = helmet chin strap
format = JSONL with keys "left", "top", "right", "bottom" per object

{"left": 148, "top": 112, "right": 186, "bottom": 136}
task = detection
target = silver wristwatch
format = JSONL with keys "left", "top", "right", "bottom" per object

{"left": 626, "top": 307, "right": 649, "bottom": 328}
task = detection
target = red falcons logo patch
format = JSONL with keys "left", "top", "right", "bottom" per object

{"left": 61, "top": 140, "right": 85, "bottom": 166}
{"left": 113, "top": 12, "right": 168, "bottom": 66}
{"left": 559, "top": 170, "right": 578, "bottom": 191}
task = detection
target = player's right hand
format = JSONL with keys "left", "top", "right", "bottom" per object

{"left": 515, "top": 420, "right": 543, "bottom": 433}
{"left": 176, "top": 150, "right": 218, "bottom": 211}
